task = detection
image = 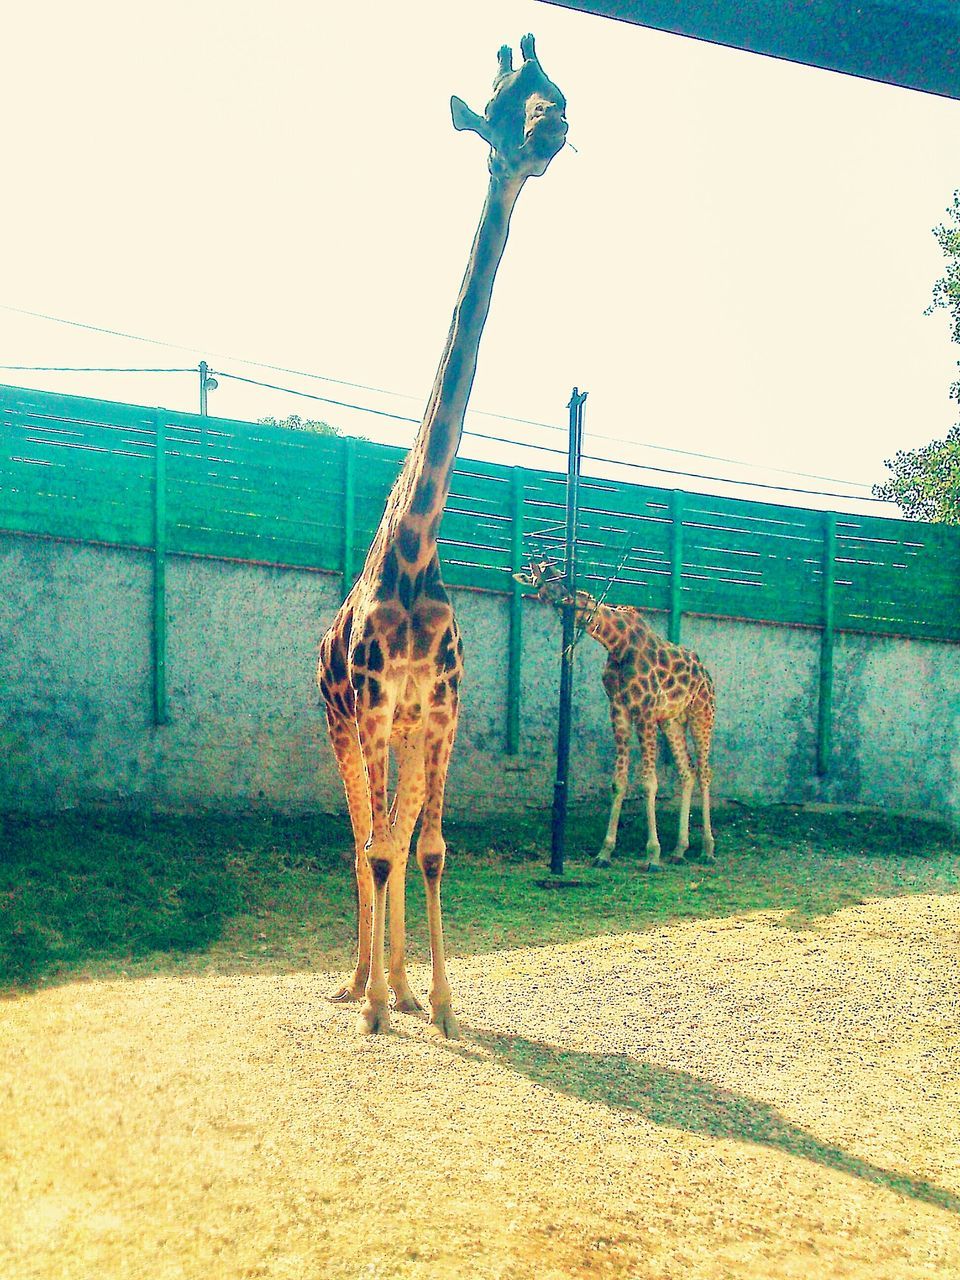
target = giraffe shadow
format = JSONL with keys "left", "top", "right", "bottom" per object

{"left": 450, "top": 1030, "right": 959, "bottom": 1215}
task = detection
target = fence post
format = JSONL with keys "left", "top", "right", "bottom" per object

{"left": 817, "top": 511, "right": 837, "bottom": 776}
{"left": 152, "top": 408, "right": 168, "bottom": 726}
{"left": 342, "top": 436, "right": 357, "bottom": 589}
{"left": 669, "top": 489, "right": 685, "bottom": 643}
{"left": 506, "top": 466, "right": 524, "bottom": 754}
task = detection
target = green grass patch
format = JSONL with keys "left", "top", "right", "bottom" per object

{"left": 0, "top": 803, "right": 957, "bottom": 992}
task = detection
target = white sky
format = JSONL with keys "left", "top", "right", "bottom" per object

{"left": 2, "top": 0, "right": 959, "bottom": 514}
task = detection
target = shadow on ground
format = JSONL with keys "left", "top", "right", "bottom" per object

{"left": 457, "top": 1030, "right": 960, "bottom": 1215}
{"left": 1, "top": 805, "right": 957, "bottom": 990}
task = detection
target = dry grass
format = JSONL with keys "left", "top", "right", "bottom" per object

{"left": 2, "top": 881, "right": 958, "bottom": 1278}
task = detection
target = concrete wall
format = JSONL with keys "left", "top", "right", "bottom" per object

{"left": 3, "top": 532, "right": 959, "bottom": 823}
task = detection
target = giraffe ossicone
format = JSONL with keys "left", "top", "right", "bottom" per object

{"left": 523, "top": 560, "right": 717, "bottom": 871}
{"left": 317, "top": 39, "right": 568, "bottom": 1037}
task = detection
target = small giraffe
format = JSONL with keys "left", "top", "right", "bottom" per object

{"left": 518, "top": 561, "right": 716, "bottom": 871}
{"left": 317, "top": 37, "right": 568, "bottom": 1037}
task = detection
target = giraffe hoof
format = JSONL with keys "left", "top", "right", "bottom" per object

{"left": 428, "top": 1005, "right": 460, "bottom": 1040}
{"left": 391, "top": 989, "right": 427, "bottom": 1015}
{"left": 642, "top": 860, "right": 663, "bottom": 873}
{"left": 593, "top": 851, "right": 613, "bottom": 867}
{"left": 357, "top": 1000, "right": 391, "bottom": 1035}
{"left": 665, "top": 853, "right": 688, "bottom": 865}
{"left": 328, "top": 981, "right": 365, "bottom": 1003}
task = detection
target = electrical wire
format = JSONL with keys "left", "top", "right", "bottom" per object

{"left": 1, "top": 308, "right": 888, "bottom": 505}
{"left": 585, "top": 430, "right": 876, "bottom": 491}
{"left": 0, "top": 300, "right": 878, "bottom": 493}
{"left": 212, "top": 371, "right": 421, "bottom": 427}
{"left": 0, "top": 364, "right": 194, "bottom": 373}
{"left": 0, "top": 355, "right": 884, "bottom": 504}
{"left": 579, "top": 450, "right": 886, "bottom": 504}
{"left": 212, "top": 369, "right": 883, "bottom": 503}
{"left": 0, "top": 302, "right": 432, "bottom": 403}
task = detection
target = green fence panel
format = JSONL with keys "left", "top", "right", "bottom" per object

{"left": 1, "top": 385, "right": 155, "bottom": 547}
{"left": 833, "top": 511, "right": 960, "bottom": 638}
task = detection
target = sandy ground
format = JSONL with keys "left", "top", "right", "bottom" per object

{"left": 2, "top": 893, "right": 959, "bottom": 1280}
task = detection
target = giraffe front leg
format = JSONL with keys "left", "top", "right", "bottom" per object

{"left": 359, "top": 854, "right": 392, "bottom": 1036}
{"left": 387, "top": 731, "right": 426, "bottom": 1015}
{"left": 355, "top": 686, "right": 400, "bottom": 1036}
{"left": 596, "top": 700, "right": 631, "bottom": 865}
{"left": 329, "top": 854, "right": 372, "bottom": 1003}
{"left": 639, "top": 720, "right": 662, "bottom": 872}
{"left": 387, "top": 866, "right": 425, "bottom": 1014}
{"left": 325, "top": 717, "right": 372, "bottom": 1003}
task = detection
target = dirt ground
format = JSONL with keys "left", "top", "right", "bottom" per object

{"left": 2, "top": 892, "right": 958, "bottom": 1280}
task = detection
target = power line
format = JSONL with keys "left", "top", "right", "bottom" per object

{"left": 0, "top": 299, "right": 885, "bottom": 499}
{"left": 217, "top": 369, "right": 884, "bottom": 504}
{"left": 585, "top": 430, "right": 876, "bottom": 491}
{"left": 215, "top": 371, "right": 567, "bottom": 455}
{"left": 0, "top": 364, "right": 194, "bottom": 373}
{"left": 0, "top": 301, "right": 431, "bottom": 403}
{"left": 579, "top": 450, "right": 886, "bottom": 504}
{"left": 0, "top": 356, "right": 883, "bottom": 503}
{"left": 0, "top": 300, "right": 879, "bottom": 492}
{"left": 213, "top": 371, "right": 421, "bottom": 426}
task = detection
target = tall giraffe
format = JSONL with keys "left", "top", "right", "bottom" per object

{"left": 518, "top": 561, "right": 716, "bottom": 871}
{"left": 317, "top": 37, "right": 568, "bottom": 1037}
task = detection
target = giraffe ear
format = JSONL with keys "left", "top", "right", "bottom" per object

{"left": 451, "top": 95, "right": 492, "bottom": 143}
{"left": 512, "top": 570, "right": 536, "bottom": 588}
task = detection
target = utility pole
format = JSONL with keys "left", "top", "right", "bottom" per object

{"left": 550, "top": 386, "right": 588, "bottom": 877}
{"left": 198, "top": 361, "right": 218, "bottom": 416}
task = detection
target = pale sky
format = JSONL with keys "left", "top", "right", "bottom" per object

{"left": 2, "top": 1, "right": 959, "bottom": 514}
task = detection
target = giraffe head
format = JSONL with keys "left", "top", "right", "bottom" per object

{"left": 451, "top": 34, "right": 568, "bottom": 182}
{"left": 514, "top": 560, "right": 601, "bottom": 627}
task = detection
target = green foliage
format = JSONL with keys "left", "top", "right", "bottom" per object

{"left": 873, "top": 191, "right": 960, "bottom": 520}
{"left": 928, "top": 191, "right": 960, "bottom": 363}
{"left": 872, "top": 423, "right": 960, "bottom": 522}
{"left": 257, "top": 413, "right": 339, "bottom": 435}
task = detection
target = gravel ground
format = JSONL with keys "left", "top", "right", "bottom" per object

{"left": 2, "top": 893, "right": 958, "bottom": 1280}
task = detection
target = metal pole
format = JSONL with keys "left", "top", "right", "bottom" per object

{"left": 199, "top": 360, "right": 209, "bottom": 416}
{"left": 551, "top": 387, "right": 588, "bottom": 876}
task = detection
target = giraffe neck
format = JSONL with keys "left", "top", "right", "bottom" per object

{"left": 582, "top": 605, "right": 634, "bottom": 654}
{"left": 384, "top": 173, "right": 525, "bottom": 565}
{"left": 538, "top": 577, "right": 637, "bottom": 657}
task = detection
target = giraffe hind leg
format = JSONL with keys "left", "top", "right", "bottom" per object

{"left": 689, "top": 700, "right": 716, "bottom": 862}
{"left": 661, "top": 718, "right": 695, "bottom": 864}
{"left": 638, "top": 719, "right": 662, "bottom": 872}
